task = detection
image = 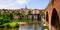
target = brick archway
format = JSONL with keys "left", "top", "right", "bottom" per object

{"left": 51, "top": 8, "right": 59, "bottom": 28}
{"left": 46, "top": 12, "right": 48, "bottom": 22}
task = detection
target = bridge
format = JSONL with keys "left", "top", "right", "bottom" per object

{"left": 45, "top": 0, "right": 60, "bottom": 30}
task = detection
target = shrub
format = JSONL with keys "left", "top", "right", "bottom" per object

{"left": 3, "top": 23, "right": 8, "bottom": 28}
{"left": 8, "top": 22, "right": 19, "bottom": 28}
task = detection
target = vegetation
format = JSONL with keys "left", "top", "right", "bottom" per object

{"left": 0, "top": 12, "right": 11, "bottom": 26}
{"left": 0, "top": 9, "right": 44, "bottom": 28}
{"left": 19, "top": 13, "right": 26, "bottom": 22}
{"left": 0, "top": 12, "right": 19, "bottom": 28}
{"left": 0, "top": 10, "right": 27, "bottom": 28}
{"left": 2, "top": 22, "right": 19, "bottom": 28}
{"left": 8, "top": 22, "right": 19, "bottom": 28}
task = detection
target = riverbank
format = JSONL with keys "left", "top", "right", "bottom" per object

{"left": 0, "top": 22, "right": 19, "bottom": 28}
{"left": 0, "top": 28, "right": 19, "bottom": 30}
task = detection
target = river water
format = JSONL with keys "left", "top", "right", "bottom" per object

{"left": 19, "top": 25, "right": 42, "bottom": 30}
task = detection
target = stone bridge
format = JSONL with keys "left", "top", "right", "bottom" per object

{"left": 45, "top": 0, "right": 60, "bottom": 30}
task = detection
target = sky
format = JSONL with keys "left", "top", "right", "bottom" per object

{"left": 0, "top": 0, "right": 50, "bottom": 9}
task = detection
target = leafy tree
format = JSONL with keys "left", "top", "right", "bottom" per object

{"left": 0, "top": 12, "right": 12, "bottom": 25}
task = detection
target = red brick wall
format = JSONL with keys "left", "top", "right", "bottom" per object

{"left": 45, "top": 0, "right": 60, "bottom": 30}
{"left": 45, "top": 0, "right": 60, "bottom": 22}
{"left": 54, "top": 0, "right": 60, "bottom": 21}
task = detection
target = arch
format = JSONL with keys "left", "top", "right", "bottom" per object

{"left": 37, "top": 14, "right": 41, "bottom": 21}
{"left": 51, "top": 8, "right": 59, "bottom": 28}
{"left": 46, "top": 12, "right": 48, "bottom": 22}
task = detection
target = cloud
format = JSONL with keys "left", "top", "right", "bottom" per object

{"left": 0, "top": 0, "right": 31, "bottom": 9}
{"left": 16, "top": 0, "right": 29, "bottom": 5}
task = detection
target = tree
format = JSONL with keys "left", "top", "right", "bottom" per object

{"left": 0, "top": 12, "right": 12, "bottom": 25}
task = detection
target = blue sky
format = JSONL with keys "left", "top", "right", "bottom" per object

{"left": 0, "top": 0, "right": 50, "bottom": 9}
